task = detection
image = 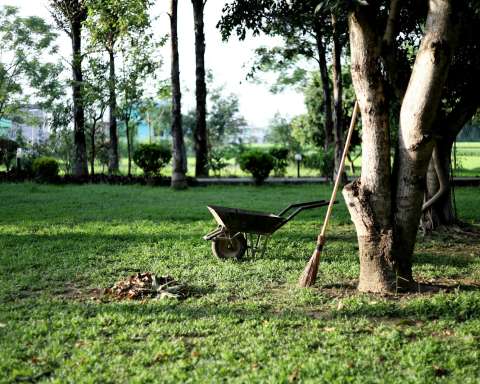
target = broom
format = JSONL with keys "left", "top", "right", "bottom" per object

{"left": 298, "top": 101, "right": 359, "bottom": 287}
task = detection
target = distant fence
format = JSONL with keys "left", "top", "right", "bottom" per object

{"left": 458, "top": 124, "right": 480, "bottom": 142}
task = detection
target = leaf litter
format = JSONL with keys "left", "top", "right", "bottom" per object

{"left": 104, "top": 272, "right": 189, "bottom": 300}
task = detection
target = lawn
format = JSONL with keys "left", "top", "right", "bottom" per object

{"left": 1, "top": 183, "right": 479, "bottom": 383}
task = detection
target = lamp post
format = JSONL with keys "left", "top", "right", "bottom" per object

{"left": 16, "top": 148, "right": 23, "bottom": 171}
{"left": 294, "top": 153, "right": 302, "bottom": 178}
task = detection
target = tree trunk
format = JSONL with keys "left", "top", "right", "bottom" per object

{"left": 126, "top": 117, "right": 132, "bottom": 177}
{"left": 192, "top": 0, "right": 208, "bottom": 177}
{"left": 343, "top": 6, "right": 396, "bottom": 293}
{"left": 90, "top": 124, "right": 96, "bottom": 176}
{"left": 422, "top": 138, "right": 455, "bottom": 231}
{"left": 393, "top": 0, "right": 457, "bottom": 284}
{"left": 314, "top": 28, "right": 334, "bottom": 150}
{"left": 108, "top": 48, "right": 119, "bottom": 174}
{"left": 170, "top": 0, "right": 188, "bottom": 189}
{"left": 422, "top": 100, "right": 479, "bottom": 231}
{"left": 331, "top": 13, "right": 347, "bottom": 185}
{"left": 343, "top": 0, "right": 457, "bottom": 293}
{"left": 71, "top": 20, "right": 88, "bottom": 177}
{"left": 147, "top": 111, "right": 152, "bottom": 144}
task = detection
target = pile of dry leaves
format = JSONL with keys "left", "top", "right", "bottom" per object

{"left": 105, "top": 272, "right": 188, "bottom": 300}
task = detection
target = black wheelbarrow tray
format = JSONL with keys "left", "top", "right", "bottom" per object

{"left": 203, "top": 200, "right": 334, "bottom": 260}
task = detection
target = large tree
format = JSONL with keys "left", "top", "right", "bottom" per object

{"left": 341, "top": 0, "right": 462, "bottom": 293}
{"left": 170, "top": 0, "right": 188, "bottom": 188}
{"left": 50, "top": 0, "right": 89, "bottom": 177}
{"left": 192, "top": 0, "right": 209, "bottom": 177}
{"left": 86, "top": 0, "right": 151, "bottom": 174}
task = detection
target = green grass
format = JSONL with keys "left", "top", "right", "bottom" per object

{"left": 1, "top": 183, "right": 480, "bottom": 383}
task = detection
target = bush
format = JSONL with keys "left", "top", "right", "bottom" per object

{"left": 238, "top": 149, "right": 275, "bottom": 185}
{"left": 208, "top": 149, "right": 229, "bottom": 177}
{"left": 0, "top": 137, "right": 19, "bottom": 171}
{"left": 269, "top": 147, "right": 289, "bottom": 177}
{"left": 133, "top": 143, "right": 172, "bottom": 176}
{"left": 303, "top": 148, "right": 335, "bottom": 179}
{"left": 32, "top": 157, "right": 59, "bottom": 182}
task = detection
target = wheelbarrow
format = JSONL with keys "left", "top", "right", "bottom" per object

{"left": 203, "top": 200, "right": 333, "bottom": 260}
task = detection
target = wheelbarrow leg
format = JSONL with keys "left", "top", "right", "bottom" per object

{"left": 259, "top": 235, "right": 270, "bottom": 258}
{"left": 254, "top": 234, "right": 261, "bottom": 255}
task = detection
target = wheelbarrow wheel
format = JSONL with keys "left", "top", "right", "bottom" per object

{"left": 212, "top": 235, "right": 247, "bottom": 260}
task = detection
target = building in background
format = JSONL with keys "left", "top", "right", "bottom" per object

{"left": 0, "top": 105, "right": 49, "bottom": 144}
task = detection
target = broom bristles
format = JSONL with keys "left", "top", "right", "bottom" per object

{"left": 298, "top": 247, "right": 322, "bottom": 287}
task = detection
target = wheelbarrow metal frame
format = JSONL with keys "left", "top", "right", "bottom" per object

{"left": 204, "top": 200, "right": 334, "bottom": 258}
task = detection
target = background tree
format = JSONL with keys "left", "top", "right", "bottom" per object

{"left": 219, "top": 0, "right": 349, "bottom": 181}
{"left": 207, "top": 87, "right": 247, "bottom": 147}
{"left": 170, "top": 0, "right": 188, "bottom": 188}
{"left": 117, "top": 32, "right": 160, "bottom": 176}
{"left": 49, "top": 0, "right": 89, "bottom": 176}
{"left": 86, "top": 0, "right": 152, "bottom": 174}
{"left": 265, "top": 113, "right": 298, "bottom": 150}
{"left": 0, "top": 6, "right": 59, "bottom": 120}
{"left": 192, "top": 0, "right": 209, "bottom": 177}
{"left": 83, "top": 56, "right": 108, "bottom": 175}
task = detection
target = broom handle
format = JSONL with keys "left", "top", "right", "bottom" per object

{"left": 318, "top": 101, "right": 359, "bottom": 240}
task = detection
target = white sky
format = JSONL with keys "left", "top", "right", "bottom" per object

{"left": 1, "top": 0, "right": 307, "bottom": 127}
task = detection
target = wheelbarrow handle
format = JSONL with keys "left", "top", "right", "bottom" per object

{"left": 277, "top": 200, "right": 329, "bottom": 216}
{"left": 274, "top": 201, "right": 338, "bottom": 231}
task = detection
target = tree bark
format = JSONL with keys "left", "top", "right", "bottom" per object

{"left": 343, "top": 6, "right": 395, "bottom": 293}
{"left": 192, "top": 0, "right": 208, "bottom": 178}
{"left": 314, "top": 27, "right": 334, "bottom": 150}
{"left": 108, "top": 48, "right": 119, "bottom": 174}
{"left": 331, "top": 13, "right": 347, "bottom": 185}
{"left": 71, "top": 20, "right": 88, "bottom": 177}
{"left": 393, "top": 0, "right": 458, "bottom": 284}
{"left": 170, "top": 0, "right": 188, "bottom": 189}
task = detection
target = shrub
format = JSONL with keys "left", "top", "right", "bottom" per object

{"left": 133, "top": 143, "right": 172, "bottom": 176}
{"left": 19, "top": 153, "right": 36, "bottom": 178}
{"left": 238, "top": 149, "right": 275, "bottom": 185}
{"left": 208, "top": 149, "right": 229, "bottom": 177}
{"left": 0, "top": 137, "right": 19, "bottom": 171}
{"left": 303, "top": 148, "right": 335, "bottom": 179}
{"left": 269, "top": 147, "right": 289, "bottom": 177}
{"left": 32, "top": 157, "right": 59, "bottom": 182}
